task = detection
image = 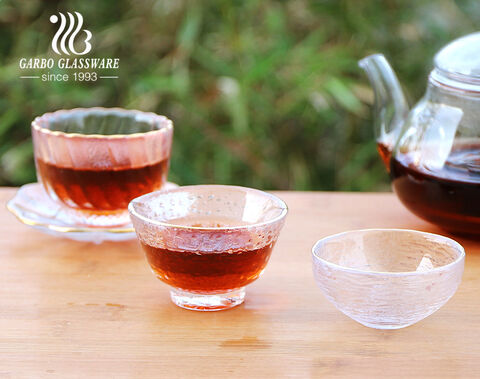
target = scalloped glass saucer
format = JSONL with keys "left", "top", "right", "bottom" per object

{"left": 7, "top": 182, "right": 178, "bottom": 244}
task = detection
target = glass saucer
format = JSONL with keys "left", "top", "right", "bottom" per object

{"left": 7, "top": 182, "right": 178, "bottom": 244}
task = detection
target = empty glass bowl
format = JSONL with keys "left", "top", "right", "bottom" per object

{"left": 129, "top": 185, "right": 287, "bottom": 311}
{"left": 312, "top": 229, "right": 465, "bottom": 329}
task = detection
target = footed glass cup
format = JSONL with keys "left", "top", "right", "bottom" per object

{"left": 32, "top": 108, "right": 173, "bottom": 227}
{"left": 129, "top": 185, "right": 287, "bottom": 311}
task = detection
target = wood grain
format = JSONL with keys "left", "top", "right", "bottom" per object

{"left": 0, "top": 188, "right": 479, "bottom": 378}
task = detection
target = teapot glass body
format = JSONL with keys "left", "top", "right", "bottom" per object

{"left": 360, "top": 33, "right": 480, "bottom": 235}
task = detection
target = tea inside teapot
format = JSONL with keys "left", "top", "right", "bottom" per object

{"left": 391, "top": 142, "right": 480, "bottom": 235}
{"left": 361, "top": 32, "right": 480, "bottom": 235}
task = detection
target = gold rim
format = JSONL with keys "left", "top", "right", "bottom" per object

{"left": 31, "top": 107, "right": 173, "bottom": 140}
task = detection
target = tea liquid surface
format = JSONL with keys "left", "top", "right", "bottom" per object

{"left": 142, "top": 216, "right": 275, "bottom": 292}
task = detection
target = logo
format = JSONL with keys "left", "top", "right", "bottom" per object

{"left": 50, "top": 12, "right": 92, "bottom": 56}
{"left": 18, "top": 11, "right": 119, "bottom": 82}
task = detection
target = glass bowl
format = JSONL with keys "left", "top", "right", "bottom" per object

{"left": 129, "top": 185, "right": 288, "bottom": 311}
{"left": 32, "top": 107, "right": 173, "bottom": 227}
{"left": 312, "top": 229, "right": 465, "bottom": 329}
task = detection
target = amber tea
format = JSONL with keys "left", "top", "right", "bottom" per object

{"left": 377, "top": 140, "right": 392, "bottom": 171}
{"left": 37, "top": 158, "right": 169, "bottom": 211}
{"left": 390, "top": 144, "right": 480, "bottom": 234}
{"left": 32, "top": 108, "right": 173, "bottom": 226}
{"left": 141, "top": 216, "right": 274, "bottom": 293}
{"left": 129, "top": 185, "right": 287, "bottom": 311}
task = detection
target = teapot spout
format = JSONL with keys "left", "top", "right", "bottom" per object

{"left": 359, "top": 54, "right": 409, "bottom": 166}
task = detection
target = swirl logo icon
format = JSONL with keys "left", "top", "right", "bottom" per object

{"left": 50, "top": 12, "right": 92, "bottom": 56}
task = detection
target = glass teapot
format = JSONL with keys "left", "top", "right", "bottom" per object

{"left": 360, "top": 32, "right": 480, "bottom": 235}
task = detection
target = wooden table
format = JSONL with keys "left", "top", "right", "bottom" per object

{"left": 1, "top": 188, "right": 479, "bottom": 378}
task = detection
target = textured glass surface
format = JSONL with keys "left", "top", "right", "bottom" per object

{"left": 32, "top": 108, "right": 173, "bottom": 169}
{"left": 7, "top": 182, "right": 179, "bottom": 243}
{"left": 129, "top": 185, "right": 287, "bottom": 311}
{"left": 31, "top": 108, "right": 173, "bottom": 227}
{"left": 312, "top": 229, "right": 465, "bottom": 329}
{"left": 130, "top": 185, "right": 287, "bottom": 252}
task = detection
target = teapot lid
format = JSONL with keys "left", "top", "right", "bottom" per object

{"left": 432, "top": 32, "right": 480, "bottom": 92}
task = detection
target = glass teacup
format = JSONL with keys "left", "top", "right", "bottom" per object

{"left": 128, "top": 185, "right": 288, "bottom": 311}
{"left": 32, "top": 108, "right": 173, "bottom": 227}
{"left": 312, "top": 229, "right": 465, "bottom": 329}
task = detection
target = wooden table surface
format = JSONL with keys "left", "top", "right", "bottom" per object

{"left": 1, "top": 188, "right": 479, "bottom": 378}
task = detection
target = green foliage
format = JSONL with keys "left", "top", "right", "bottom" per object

{"left": 0, "top": 0, "right": 479, "bottom": 190}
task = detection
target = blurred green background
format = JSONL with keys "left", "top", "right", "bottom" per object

{"left": 1, "top": 0, "right": 479, "bottom": 190}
